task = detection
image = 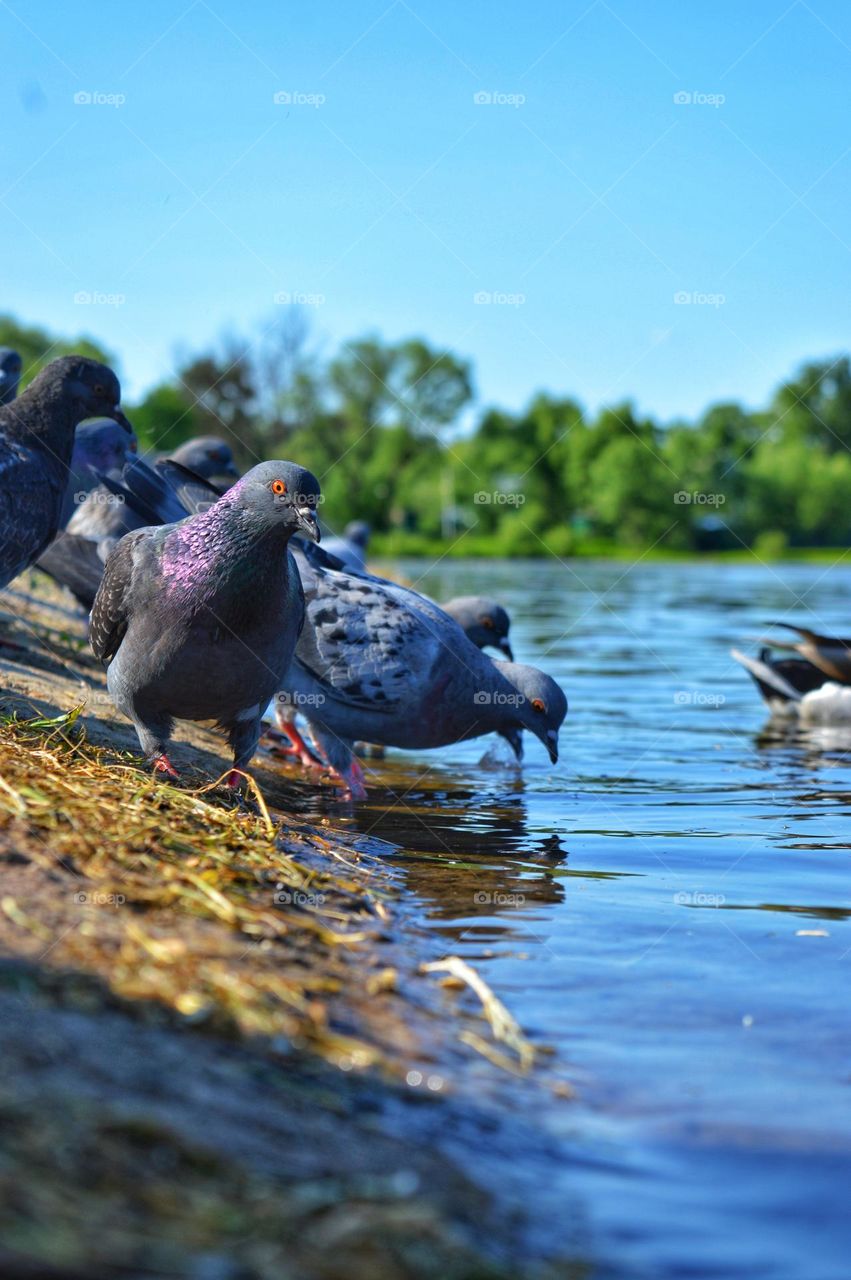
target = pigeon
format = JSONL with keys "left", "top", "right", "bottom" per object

{"left": 58, "top": 417, "right": 139, "bottom": 528}
{"left": 0, "top": 348, "right": 22, "bottom": 406}
{"left": 167, "top": 436, "right": 240, "bottom": 488}
{"left": 321, "top": 520, "right": 370, "bottom": 572}
{"left": 90, "top": 461, "right": 321, "bottom": 783}
{"left": 0, "top": 356, "right": 132, "bottom": 591}
{"left": 272, "top": 553, "right": 566, "bottom": 799}
{"left": 441, "top": 595, "right": 513, "bottom": 660}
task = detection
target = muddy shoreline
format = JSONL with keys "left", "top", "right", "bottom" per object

{"left": 0, "top": 573, "right": 584, "bottom": 1280}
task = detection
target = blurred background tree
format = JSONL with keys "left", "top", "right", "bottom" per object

{"left": 5, "top": 308, "right": 851, "bottom": 556}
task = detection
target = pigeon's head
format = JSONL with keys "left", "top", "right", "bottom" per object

{"left": 73, "top": 417, "right": 138, "bottom": 473}
{"left": 38, "top": 356, "right": 133, "bottom": 433}
{"left": 0, "top": 347, "right": 22, "bottom": 405}
{"left": 496, "top": 662, "right": 567, "bottom": 764}
{"left": 169, "top": 436, "right": 240, "bottom": 486}
{"left": 344, "top": 520, "right": 371, "bottom": 549}
{"left": 444, "top": 596, "right": 513, "bottom": 660}
{"left": 231, "top": 461, "right": 322, "bottom": 542}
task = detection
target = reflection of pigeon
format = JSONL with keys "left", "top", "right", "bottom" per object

{"left": 58, "top": 417, "right": 139, "bottom": 528}
{"left": 274, "top": 553, "right": 566, "bottom": 798}
{"left": 91, "top": 462, "right": 321, "bottom": 783}
{"left": 321, "top": 520, "right": 370, "bottom": 572}
{"left": 442, "top": 595, "right": 513, "bottom": 660}
{"left": 168, "top": 436, "right": 240, "bottom": 488}
{"left": 0, "top": 348, "right": 22, "bottom": 406}
{"left": 0, "top": 356, "right": 131, "bottom": 590}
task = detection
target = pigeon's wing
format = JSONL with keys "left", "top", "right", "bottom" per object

{"left": 153, "top": 458, "right": 224, "bottom": 516}
{"left": 36, "top": 531, "right": 112, "bottom": 610}
{"left": 89, "top": 529, "right": 153, "bottom": 663}
{"left": 293, "top": 566, "right": 446, "bottom": 715}
{"left": 0, "top": 440, "right": 57, "bottom": 572}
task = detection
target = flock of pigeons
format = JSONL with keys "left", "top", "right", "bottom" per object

{"left": 0, "top": 351, "right": 567, "bottom": 799}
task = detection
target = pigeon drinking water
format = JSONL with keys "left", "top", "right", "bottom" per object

{"left": 273, "top": 552, "right": 566, "bottom": 798}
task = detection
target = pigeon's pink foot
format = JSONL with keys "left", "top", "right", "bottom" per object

{"left": 332, "top": 757, "right": 368, "bottom": 801}
{"left": 225, "top": 769, "right": 248, "bottom": 789}
{"left": 152, "top": 753, "right": 179, "bottom": 780}
{"left": 269, "top": 720, "right": 323, "bottom": 769}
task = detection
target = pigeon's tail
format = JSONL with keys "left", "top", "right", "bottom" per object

{"left": 731, "top": 647, "right": 803, "bottom": 705}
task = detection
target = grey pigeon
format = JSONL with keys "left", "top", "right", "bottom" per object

{"left": 59, "top": 417, "right": 139, "bottom": 528}
{"left": 321, "top": 519, "right": 370, "bottom": 572}
{"left": 0, "top": 348, "right": 22, "bottom": 406}
{"left": 441, "top": 595, "right": 513, "bottom": 660}
{"left": 0, "top": 356, "right": 131, "bottom": 591}
{"left": 167, "top": 436, "right": 240, "bottom": 488}
{"left": 273, "top": 553, "right": 566, "bottom": 798}
{"left": 90, "top": 460, "right": 321, "bottom": 783}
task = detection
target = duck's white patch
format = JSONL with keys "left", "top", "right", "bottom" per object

{"left": 799, "top": 682, "right": 851, "bottom": 723}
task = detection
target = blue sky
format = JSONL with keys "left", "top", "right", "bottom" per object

{"left": 1, "top": 0, "right": 849, "bottom": 420}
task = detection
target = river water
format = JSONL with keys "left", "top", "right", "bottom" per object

{"left": 294, "top": 557, "right": 851, "bottom": 1280}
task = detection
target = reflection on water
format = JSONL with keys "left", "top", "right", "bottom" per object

{"left": 288, "top": 559, "right": 851, "bottom": 1280}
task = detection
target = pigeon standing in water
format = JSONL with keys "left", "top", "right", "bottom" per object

{"left": 167, "top": 436, "right": 240, "bottom": 488}
{"left": 321, "top": 520, "right": 370, "bottom": 572}
{"left": 273, "top": 554, "right": 566, "bottom": 798}
{"left": 0, "top": 356, "right": 132, "bottom": 590}
{"left": 0, "top": 348, "right": 22, "bottom": 406}
{"left": 90, "top": 461, "right": 321, "bottom": 783}
{"left": 441, "top": 596, "right": 513, "bottom": 660}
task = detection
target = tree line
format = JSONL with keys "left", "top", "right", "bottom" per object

{"left": 3, "top": 310, "right": 850, "bottom": 556}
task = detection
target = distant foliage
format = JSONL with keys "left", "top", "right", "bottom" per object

{"left": 4, "top": 311, "right": 850, "bottom": 552}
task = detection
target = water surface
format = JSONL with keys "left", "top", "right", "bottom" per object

{"left": 296, "top": 558, "right": 851, "bottom": 1279}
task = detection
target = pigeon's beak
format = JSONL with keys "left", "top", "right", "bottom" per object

{"left": 500, "top": 726, "right": 524, "bottom": 760}
{"left": 296, "top": 506, "right": 321, "bottom": 543}
{"left": 109, "top": 405, "right": 134, "bottom": 434}
{"left": 497, "top": 638, "right": 514, "bottom": 661}
{"left": 545, "top": 729, "right": 559, "bottom": 765}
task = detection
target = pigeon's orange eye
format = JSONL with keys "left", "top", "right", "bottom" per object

{"left": 271, "top": 479, "right": 287, "bottom": 495}
{"left": 482, "top": 616, "right": 495, "bottom": 629}
{"left": 532, "top": 698, "right": 545, "bottom": 713}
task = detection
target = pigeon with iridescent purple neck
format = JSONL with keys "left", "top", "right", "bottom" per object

{"left": 90, "top": 460, "right": 321, "bottom": 784}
